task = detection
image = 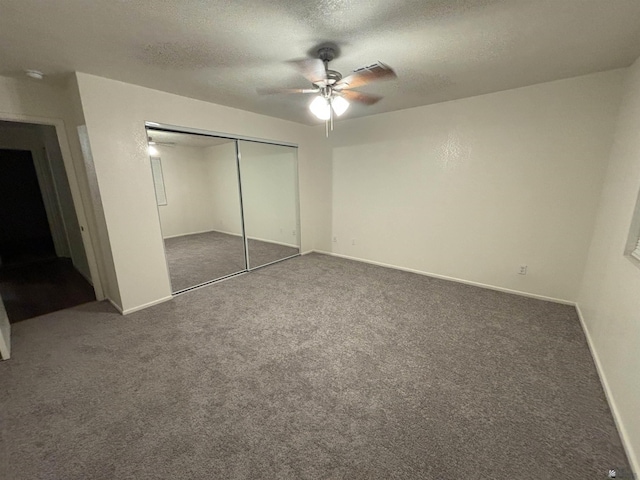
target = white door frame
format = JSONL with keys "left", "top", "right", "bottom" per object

{"left": 0, "top": 112, "right": 104, "bottom": 301}
{"left": 0, "top": 295, "right": 9, "bottom": 360}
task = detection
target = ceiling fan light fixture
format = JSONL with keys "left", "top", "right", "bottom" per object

{"left": 331, "top": 96, "right": 350, "bottom": 116}
{"left": 259, "top": 45, "right": 396, "bottom": 133}
{"left": 309, "top": 95, "right": 330, "bottom": 120}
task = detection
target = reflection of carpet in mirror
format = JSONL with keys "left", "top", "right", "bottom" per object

{"left": 163, "top": 230, "right": 299, "bottom": 292}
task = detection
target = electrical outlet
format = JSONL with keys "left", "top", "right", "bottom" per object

{"left": 352, "top": 239, "right": 356, "bottom": 245}
{"left": 292, "top": 230, "right": 296, "bottom": 236}
{"left": 519, "top": 265, "right": 528, "bottom": 275}
{"left": 332, "top": 236, "right": 337, "bottom": 243}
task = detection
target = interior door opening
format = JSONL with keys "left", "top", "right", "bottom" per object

{"left": 0, "top": 121, "right": 96, "bottom": 323}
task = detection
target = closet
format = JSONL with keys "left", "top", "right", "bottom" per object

{"left": 146, "top": 125, "right": 300, "bottom": 293}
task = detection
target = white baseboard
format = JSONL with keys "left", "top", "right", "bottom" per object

{"left": 247, "top": 235, "right": 298, "bottom": 249}
{"left": 108, "top": 295, "right": 173, "bottom": 315}
{"left": 575, "top": 304, "right": 638, "bottom": 475}
{"left": 209, "top": 228, "right": 242, "bottom": 238}
{"left": 107, "top": 298, "right": 123, "bottom": 314}
{"left": 312, "top": 250, "right": 574, "bottom": 305}
{"left": 217, "top": 229, "right": 298, "bottom": 248}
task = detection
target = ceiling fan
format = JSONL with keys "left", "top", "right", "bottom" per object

{"left": 258, "top": 46, "right": 397, "bottom": 135}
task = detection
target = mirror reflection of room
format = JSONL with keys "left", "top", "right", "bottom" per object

{"left": 147, "top": 129, "right": 245, "bottom": 292}
{"left": 238, "top": 141, "right": 300, "bottom": 269}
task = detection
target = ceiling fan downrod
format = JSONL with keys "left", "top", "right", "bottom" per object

{"left": 317, "top": 47, "right": 338, "bottom": 137}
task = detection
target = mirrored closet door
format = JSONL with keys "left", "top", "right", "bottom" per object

{"left": 237, "top": 140, "right": 300, "bottom": 269}
{"left": 147, "top": 126, "right": 300, "bottom": 294}
{"left": 147, "top": 129, "right": 246, "bottom": 292}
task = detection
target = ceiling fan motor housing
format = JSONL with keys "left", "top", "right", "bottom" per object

{"left": 315, "top": 47, "right": 342, "bottom": 87}
{"left": 318, "top": 47, "right": 336, "bottom": 63}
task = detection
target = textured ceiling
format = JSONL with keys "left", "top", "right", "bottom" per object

{"left": 1, "top": 0, "right": 640, "bottom": 125}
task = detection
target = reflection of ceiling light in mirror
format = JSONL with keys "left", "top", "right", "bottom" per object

{"left": 148, "top": 145, "right": 159, "bottom": 156}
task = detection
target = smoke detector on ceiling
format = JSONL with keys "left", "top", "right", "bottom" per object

{"left": 25, "top": 70, "right": 44, "bottom": 80}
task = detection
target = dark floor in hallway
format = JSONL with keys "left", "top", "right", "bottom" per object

{"left": 0, "top": 257, "right": 95, "bottom": 323}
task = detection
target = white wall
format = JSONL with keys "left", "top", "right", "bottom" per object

{"left": 156, "top": 144, "right": 215, "bottom": 238}
{"left": 577, "top": 58, "right": 640, "bottom": 472}
{"left": 318, "top": 70, "right": 624, "bottom": 302}
{"left": 0, "top": 75, "right": 72, "bottom": 119}
{"left": 66, "top": 77, "right": 112, "bottom": 303}
{"left": 75, "top": 72, "right": 318, "bottom": 313}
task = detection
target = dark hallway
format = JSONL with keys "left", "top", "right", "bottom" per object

{"left": 0, "top": 146, "right": 95, "bottom": 323}
{"left": 0, "top": 149, "right": 56, "bottom": 266}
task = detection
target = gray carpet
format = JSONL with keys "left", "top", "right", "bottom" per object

{"left": 0, "top": 254, "right": 630, "bottom": 479}
{"left": 164, "top": 230, "right": 299, "bottom": 291}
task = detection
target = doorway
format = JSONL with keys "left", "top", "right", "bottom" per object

{"left": 0, "top": 121, "right": 96, "bottom": 323}
{"left": 0, "top": 149, "right": 56, "bottom": 264}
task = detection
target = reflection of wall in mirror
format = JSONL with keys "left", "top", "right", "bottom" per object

{"left": 204, "top": 142, "right": 243, "bottom": 237}
{"left": 237, "top": 142, "right": 298, "bottom": 247}
{"left": 157, "top": 141, "right": 243, "bottom": 240}
{"left": 156, "top": 144, "right": 216, "bottom": 238}
{"left": 205, "top": 142, "right": 299, "bottom": 248}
